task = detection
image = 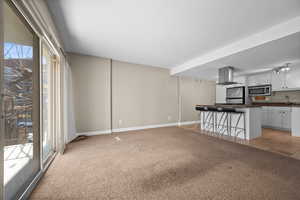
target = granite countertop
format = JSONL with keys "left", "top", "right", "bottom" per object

{"left": 196, "top": 104, "right": 260, "bottom": 108}
{"left": 196, "top": 103, "right": 300, "bottom": 108}
{"left": 251, "top": 102, "right": 300, "bottom": 107}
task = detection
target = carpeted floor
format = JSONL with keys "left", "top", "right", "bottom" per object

{"left": 30, "top": 127, "right": 300, "bottom": 200}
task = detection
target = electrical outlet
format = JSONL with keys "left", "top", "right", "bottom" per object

{"left": 168, "top": 116, "right": 172, "bottom": 121}
{"left": 119, "top": 120, "right": 122, "bottom": 126}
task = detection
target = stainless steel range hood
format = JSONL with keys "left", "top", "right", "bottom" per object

{"left": 217, "top": 66, "right": 238, "bottom": 85}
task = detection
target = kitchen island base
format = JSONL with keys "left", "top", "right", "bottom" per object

{"left": 197, "top": 106, "right": 262, "bottom": 140}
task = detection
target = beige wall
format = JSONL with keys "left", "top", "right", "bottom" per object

{"left": 112, "top": 61, "right": 178, "bottom": 129}
{"left": 180, "top": 77, "right": 216, "bottom": 122}
{"left": 69, "top": 53, "right": 216, "bottom": 133}
{"left": 69, "top": 53, "right": 111, "bottom": 133}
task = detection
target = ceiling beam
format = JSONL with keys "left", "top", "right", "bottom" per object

{"left": 171, "top": 16, "right": 300, "bottom": 75}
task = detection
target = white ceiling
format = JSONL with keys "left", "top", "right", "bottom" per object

{"left": 180, "top": 32, "right": 300, "bottom": 80}
{"left": 47, "top": 0, "right": 300, "bottom": 69}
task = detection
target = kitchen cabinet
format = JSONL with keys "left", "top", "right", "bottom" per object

{"left": 261, "top": 107, "right": 270, "bottom": 126}
{"left": 215, "top": 85, "right": 226, "bottom": 104}
{"left": 271, "top": 65, "right": 300, "bottom": 91}
{"left": 286, "top": 66, "right": 300, "bottom": 89}
{"left": 282, "top": 110, "right": 291, "bottom": 130}
{"left": 269, "top": 108, "right": 283, "bottom": 128}
{"left": 234, "top": 76, "right": 246, "bottom": 86}
{"left": 261, "top": 106, "right": 291, "bottom": 131}
{"left": 292, "top": 107, "right": 300, "bottom": 137}
{"left": 271, "top": 72, "right": 285, "bottom": 91}
{"left": 247, "top": 72, "right": 271, "bottom": 86}
{"left": 247, "top": 65, "right": 300, "bottom": 91}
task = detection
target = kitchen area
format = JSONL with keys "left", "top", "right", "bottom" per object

{"left": 215, "top": 64, "right": 300, "bottom": 132}
{"left": 195, "top": 64, "right": 300, "bottom": 158}
{"left": 191, "top": 32, "right": 300, "bottom": 159}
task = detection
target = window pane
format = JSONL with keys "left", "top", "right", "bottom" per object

{"left": 3, "top": 2, "right": 40, "bottom": 200}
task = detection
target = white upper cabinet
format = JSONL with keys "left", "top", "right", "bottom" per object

{"left": 247, "top": 72, "right": 271, "bottom": 86}
{"left": 247, "top": 76, "right": 256, "bottom": 86}
{"left": 271, "top": 64, "right": 300, "bottom": 91}
{"left": 234, "top": 76, "right": 246, "bottom": 86}
{"left": 286, "top": 66, "right": 300, "bottom": 89}
{"left": 215, "top": 85, "right": 227, "bottom": 104}
{"left": 247, "top": 65, "right": 300, "bottom": 91}
{"left": 271, "top": 72, "right": 285, "bottom": 90}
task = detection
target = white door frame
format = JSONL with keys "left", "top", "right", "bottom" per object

{"left": 40, "top": 38, "right": 58, "bottom": 169}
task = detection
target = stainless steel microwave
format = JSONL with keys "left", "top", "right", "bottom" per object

{"left": 248, "top": 84, "right": 272, "bottom": 96}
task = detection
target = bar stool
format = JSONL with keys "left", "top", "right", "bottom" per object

{"left": 221, "top": 108, "right": 246, "bottom": 141}
{"left": 232, "top": 110, "right": 246, "bottom": 140}
{"left": 195, "top": 106, "right": 206, "bottom": 130}
{"left": 215, "top": 107, "right": 229, "bottom": 136}
{"left": 207, "top": 107, "right": 219, "bottom": 133}
{"left": 196, "top": 106, "right": 246, "bottom": 141}
{"left": 217, "top": 107, "right": 236, "bottom": 137}
{"left": 195, "top": 106, "right": 215, "bottom": 132}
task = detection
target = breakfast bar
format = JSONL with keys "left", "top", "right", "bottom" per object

{"left": 196, "top": 105, "right": 262, "bottom": 140}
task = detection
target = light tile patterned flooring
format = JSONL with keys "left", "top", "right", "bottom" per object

{"left": 250, "top": 128, "right": 300, "bottom": 160}
{"left": 181, "top": 125, "right": 300, "bottom": 160}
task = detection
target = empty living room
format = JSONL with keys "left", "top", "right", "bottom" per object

{"left": 1, "top": 0, "right": 300, "bottom": 199}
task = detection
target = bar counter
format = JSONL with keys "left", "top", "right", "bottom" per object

{"left": 195, "top": 105, "right": 262, "bottom": 140}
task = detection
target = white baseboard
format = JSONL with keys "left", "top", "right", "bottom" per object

{"left": 112, "top": 122, "right": 178, "bottom": 133}
{"left": 77, "top": 129, "right": 112, "bottom": 136}
{"left": 76, "top": 121, "right": 200, "bottom": 136}
{"left": 178, "top": 120, "right": 200, "bottom": 126}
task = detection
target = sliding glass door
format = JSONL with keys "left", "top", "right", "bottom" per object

{"left": 41, "top": 42, "right": 56, "bottom": 165}
{"left": 3, "top": 1, "right": 40, "bottom": 199}
{"left": 2, "top": 1, "right": 62, "bottom": 198}
{"left": 0, "top": 0, "right": 4, "bottom": 199}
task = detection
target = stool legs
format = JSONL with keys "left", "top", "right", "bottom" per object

{"left": 233, "top": 112, "right": 246, "bottom": 140}
{"left": 199, "top": 111, "right": 246, "bottom": 141}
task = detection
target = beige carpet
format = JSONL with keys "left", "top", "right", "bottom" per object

{"left": 30, "top": 127, "right": 300, "bottom": 200}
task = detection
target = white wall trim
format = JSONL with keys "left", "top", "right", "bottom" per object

{"left": 76, "top": 121, "right": 201, "bottom": 137}
{"left": 77, "top": 129, "right": 112, "bottom": 136}
{"left": 178, "top": 77, "right": 182, "bottom": 125}
{"left": 171, "top": 16, "right": 300, "bottom": 75}
{"left": 178, "top": 120, "right": 200, "bottom": 126}
{"left": 112, "top": 122, "right": 178, "bottom": 133}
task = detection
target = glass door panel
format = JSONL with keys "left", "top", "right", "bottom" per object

{"left": 42, "top": 43, "right": 55, "bottom": 163}
{"left": 3, "top": 2, "right": 40, "bottom": 199}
